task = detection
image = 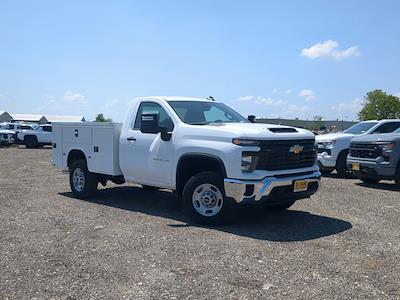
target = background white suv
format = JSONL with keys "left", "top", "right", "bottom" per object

{"left": 17, "top": 124, "right": 53, "bottom": 148}
{"left": 316, "top": 119, "right": 400, "bottom": 177}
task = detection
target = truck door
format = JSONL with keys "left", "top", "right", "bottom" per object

{"left": 120, "top": 101, "right": 175, "bottom": 188}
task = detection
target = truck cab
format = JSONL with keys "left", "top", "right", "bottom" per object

{"left": 53, "top": 96, "right": 321, "bottom": 225}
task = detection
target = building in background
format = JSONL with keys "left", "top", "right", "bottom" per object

{"left": 10, "top": 114, "right": 48, "bottom": 124}
{"left": 257, "top": 118, "right": 357, "bottom": 132}
{"left": 44, "top": 115, "right": 85, "bottom": 123}
{"left": 0, "top": 111, "right": 13, "bottom": 122}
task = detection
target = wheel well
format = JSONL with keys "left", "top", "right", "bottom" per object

{"left": 67, "top": 150, "right": 86, "bottom": 168}
{"left": 176, "top": 154, "right": 227, "bottom": 196}
{"left": 24, "top": 135, "right": 37, "bottom": 141}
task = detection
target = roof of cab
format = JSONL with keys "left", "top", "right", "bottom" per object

{"left": 138, "top": 96, "right": 214, "bottom": 102}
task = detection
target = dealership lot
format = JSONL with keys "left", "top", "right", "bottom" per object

{"left": 0, "top": 147, "right": 399, "bottom": 299}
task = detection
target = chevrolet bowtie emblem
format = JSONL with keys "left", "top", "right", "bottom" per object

{"left": 289, "top": 144, "right": 303, "bottom": 154}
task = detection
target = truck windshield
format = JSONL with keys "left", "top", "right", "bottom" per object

{"left": 168, "top": 101, "right": 248, "bottom": 125}
{"left": 343, "top": 122, "right": 378, "bottom": 135}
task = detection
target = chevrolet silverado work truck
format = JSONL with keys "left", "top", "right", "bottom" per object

{"left": 52, "top": 96, "right": 321, "bottom": 225}
{"left": 347, "top": 127, "right": 400, "bottom": 185}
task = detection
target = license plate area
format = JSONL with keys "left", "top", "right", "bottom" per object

{"left": 352, "top": 163, "right": 360, "bottom": 171}
{"left": 294, "top": 180, "right": 308, "bottom": 192}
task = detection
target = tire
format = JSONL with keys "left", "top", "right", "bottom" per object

{"left": 395, "top": 164, "right": 400, "bottom": 186}
{"left": 336, "top": 150, "right": 351, "bottom": 178}
{"left": 182, "top": 171, "right": 235, "bottom": 226}
{"left": 360, "top": 177, "right": 380, "bottom": 184}
{"left": 24, "top": 136, "right": 38, "bottom": 149}
{"left": 69, "top": 160, "right": 98, "bottom": 199}
{"left": 263, "top": 200, "right": 296, "bottom": 211}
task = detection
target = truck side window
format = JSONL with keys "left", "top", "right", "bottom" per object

{"left": 372, "top": 122, "right": 400, "bottom": 134}
{"left": 133, "top": 102, "right": 174, "bottom": 131}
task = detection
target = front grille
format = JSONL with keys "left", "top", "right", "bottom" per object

{"left": 256, "top": 139, "right": 316, "bottom": 171}
{"left": 349, "top": 143, "right": 381, "bottom": 159}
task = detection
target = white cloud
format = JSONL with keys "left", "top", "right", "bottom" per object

{"left": 63, "top": 91, "right": 87, "bottom": 104}
{"left": 301, "top": 40, "right": 360, "bottom": 60}
{"left": 285, "top": 89, "right": 292, "bottom": 94}
{"left": 255, "top": 96, "right": 287, "bottom": 106}
{"left": 298, "top": 89, "right": 316, "bottom": 102}
{"left": 236, "top": 95, "right": 254, "bottom": 102}
{"left": 394, "top": 92, "right": 400, "bottom": 98}
{"left": 331, "top": 98, "right": 363, "bottom": 112}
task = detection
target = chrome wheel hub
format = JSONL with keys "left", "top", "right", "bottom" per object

{"left": 73, "top": 168, "right": 85, "bottom": 192}
{"left": 192, "top": 184, "right": 223, "bottom": 217}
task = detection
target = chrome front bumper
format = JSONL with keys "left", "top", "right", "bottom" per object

{"left": 224, "top": 171, "right": 321, "bottom": 204}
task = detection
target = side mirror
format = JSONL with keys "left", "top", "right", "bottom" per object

{"left": 140, "top": 113, "right": 159, "bottom": 134}
{"left": 247, "top": 115, "right": 256, "bottom": 123}
{"left": 160, "top": 127, "right": 172, "bottom": 141}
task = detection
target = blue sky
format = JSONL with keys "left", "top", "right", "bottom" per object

{"left": 1, "top": 0, "right": 399, "bottom": 121}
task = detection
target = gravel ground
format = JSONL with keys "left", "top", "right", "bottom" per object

{"left": 0, "top": 146, "right": 399, "bottom": 299}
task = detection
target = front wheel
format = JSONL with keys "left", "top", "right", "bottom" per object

{"left": 182, "top": 172, "right": 235, "bottom": 225}
{"left": 69, "top": 160, "right": 98, "bottom": 199}
{"left": 336, "top": 150, "right": 351, "bottom": 178}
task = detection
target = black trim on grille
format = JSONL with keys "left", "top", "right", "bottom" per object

{"left": 255, "top": 139, "right": 316, "bottom": 171}
{"left": 349, "top": 143, "right": 382, "bottom": 159}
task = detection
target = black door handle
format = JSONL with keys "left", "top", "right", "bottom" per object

{"left": 127, "top": 137, "right": 136, "bottom": 141}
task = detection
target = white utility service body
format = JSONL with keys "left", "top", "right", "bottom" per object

{"left": 52, "top": 96, "right": 321, "bottom": 225}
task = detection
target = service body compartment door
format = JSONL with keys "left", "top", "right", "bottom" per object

{"left": 90, "top": 127, "right": 115, "bottom": 174}
{"left": 51, "top": 124, "right": 63, "bottom": 167}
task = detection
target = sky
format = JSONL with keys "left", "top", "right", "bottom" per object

{"left": 1, "top": 0, "right": 399, "bottom": 122}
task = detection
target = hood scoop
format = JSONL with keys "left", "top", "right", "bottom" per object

{"left": 268, "top": 127, "right": 298, "bottom": 133}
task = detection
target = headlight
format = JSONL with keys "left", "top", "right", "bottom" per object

{"left": 377, "top": 142, "right": 396, "bottom": 159}
{"left": 241, "top": 154, "right": 259, "bottom": 173}
{"left": 232, "top": 138, "right": 260, "bottom": 146}
{"left": 325, "top": 139, "right": 336, "bottom": 148}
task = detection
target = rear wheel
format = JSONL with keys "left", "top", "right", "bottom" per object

{"left": 24, "top": 136, "right": 38, "bottom": 149}
{"left": 263, "top": 200, "right": 296, "bottom": 210}
{"left": 69, "top": 160, "right": 98, "bottom": 199}
{"left": 182, "top": 171, "right": 235, "bottom": 225}
{"left": 336, "top": 150, "right": 351, "bottom": 178}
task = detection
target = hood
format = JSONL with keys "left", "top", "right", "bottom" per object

{"left": 0, "top": 129, "right": 15, "bottom": 134}
{"left": 190, "top": 123, "right": 315, "bottom": 140}
{"left": 351, "top": 133, "right": 400, "bottom": 143}
{"left": 315, "top": 132, "right": 354, "bottom": 142}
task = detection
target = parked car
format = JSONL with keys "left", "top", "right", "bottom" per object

{"left": 52, "top": 96, "right": 321, "bottom": 225}
{"left": 17, "top": 124, "right": 52, "bottom": 148}
{"left": 347, "top": 127, "right": 400, "bottom": 185}
{"left": 315, "top": 119, "right": 400, "bottom": 177}
{"left": 0, "top": 129, "right": 15, "bottom": 146}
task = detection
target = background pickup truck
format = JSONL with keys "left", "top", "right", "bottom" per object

{"left": 316, "top": 119, "right": 400, "bottom": 177}
{"left": 347, "top": 127, "right": 400, "bottom": 185}
{"left": 52, "top": 96, "right": 321, "bottom": 225}
{"left": 17, "top": 124, "right": 53, "bottom": 148}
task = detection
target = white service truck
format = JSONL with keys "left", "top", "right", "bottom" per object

{"left": 52, "top": 96, "right": 321, "bottom": 225}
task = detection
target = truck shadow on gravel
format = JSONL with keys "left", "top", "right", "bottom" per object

{"left": 60, "top": 186, "right": 352, "bottom": 242}
{"left": 355, "top": 182, "right": 400, "bottom": 192}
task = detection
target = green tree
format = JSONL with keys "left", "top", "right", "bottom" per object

{"left": 358, "top": 90, "right": 400, "bottom": 120}
{"left": 95, "top": 113, "right": 112, "bottom": 122}
{"left": 313, "top": 115, "right": 325, "bottom": 130}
